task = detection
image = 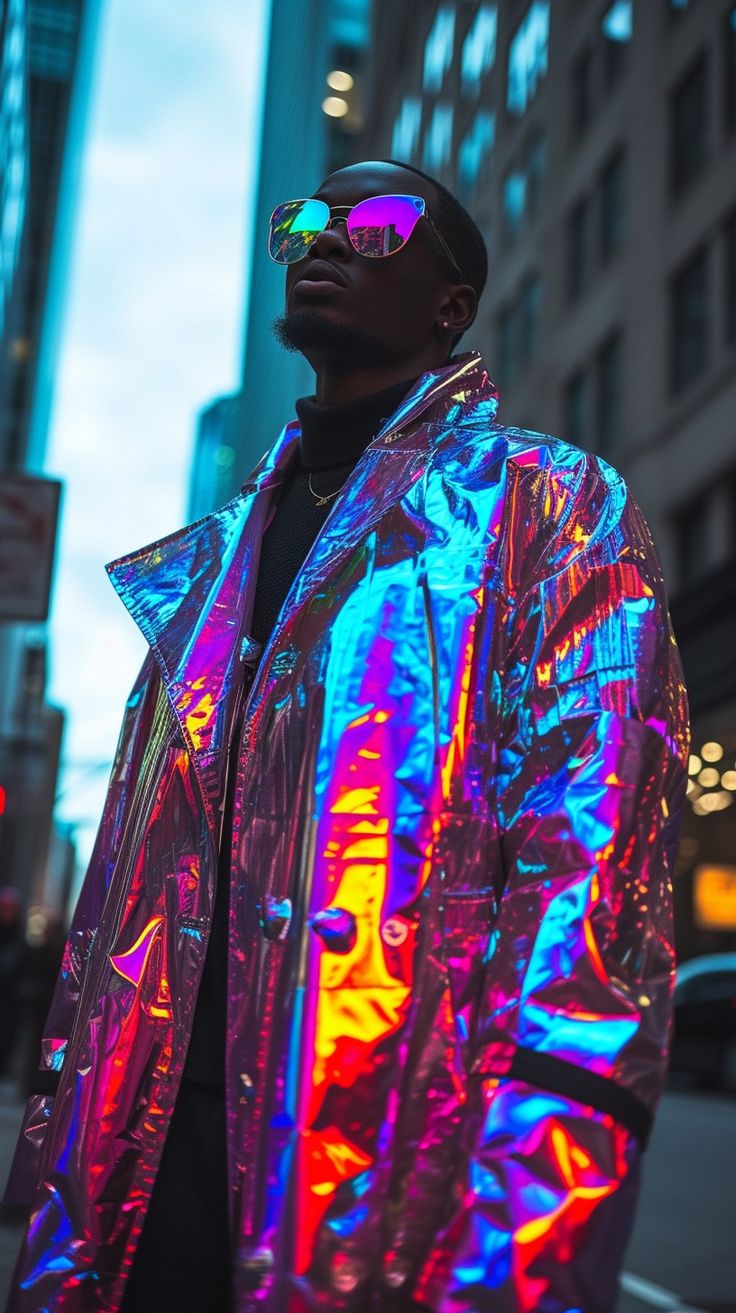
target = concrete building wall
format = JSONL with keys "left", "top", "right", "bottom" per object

{"left": 361, "top": 0, "right": 736, "bottom": 587}
{"left": 360, "top": 0, "right": 736, "bottom": 956}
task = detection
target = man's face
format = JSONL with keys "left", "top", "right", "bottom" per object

{"left": 276, "top": 161, "right": 468, "bottom": 368}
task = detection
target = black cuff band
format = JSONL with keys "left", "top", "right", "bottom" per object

{"left": 507, "top": 1047, "right": 653, "bottom": 1148}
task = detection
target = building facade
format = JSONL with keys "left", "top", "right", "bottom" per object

{"left": 0, "top": 0, "right": 100, "bottom": 913}
{"left": 0, "top": 0, "right": 101, "bottom": 473}
{"left": 360, "top": 0, "right": 736, "bottom": 957}
{"left": 187, "top": 392, "right": 243, "bottom": 524}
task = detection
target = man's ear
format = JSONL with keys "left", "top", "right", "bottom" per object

{"left": 437, "top": 285, "right": 478, "bottom": 338}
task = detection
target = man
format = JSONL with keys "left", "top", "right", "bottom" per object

{"left": 5, "top": 160, "right": 688, "bottom": 1313}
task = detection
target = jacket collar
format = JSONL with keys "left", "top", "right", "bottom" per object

{"left": 107, "top": 352, "right": 498, "bottom": 822}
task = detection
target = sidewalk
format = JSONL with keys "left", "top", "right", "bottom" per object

{"left": 0, "top": 1080, "right": 26, "bottom": 1309}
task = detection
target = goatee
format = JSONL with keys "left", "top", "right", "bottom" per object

{"left": 271, "top": 309, "right": 393, "bottom": 362}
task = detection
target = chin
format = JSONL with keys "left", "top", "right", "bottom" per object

{"left": 271, "top": 308, "right": 392, "bottom": 362}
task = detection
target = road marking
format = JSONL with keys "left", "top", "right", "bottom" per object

{"left": 621, "top": 1271, "right": 709, "bottom": 1313}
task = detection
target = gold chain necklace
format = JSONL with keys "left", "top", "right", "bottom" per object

{"left": 307, "top": 471, "right": 349, "bottom": 507}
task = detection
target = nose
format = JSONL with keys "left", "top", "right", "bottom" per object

{"left": 307, "top": 218, "right": 351, "bottom": 262}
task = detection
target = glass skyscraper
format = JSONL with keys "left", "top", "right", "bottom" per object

{"left": 0, "top": 0, "right": 101, "bottom": 472}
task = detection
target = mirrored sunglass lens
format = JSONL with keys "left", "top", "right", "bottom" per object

{"left": 269, "top": 199, "right": 329, "bottom": 263}
{"left": 347, "top": 195, "right": 424, "bottom": 257}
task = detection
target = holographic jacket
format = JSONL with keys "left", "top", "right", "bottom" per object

{"left": 5, "top": 354, "right": 689, "bottom": 1313}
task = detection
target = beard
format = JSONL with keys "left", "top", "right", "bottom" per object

{"left": 271, "top": 309, "right": 393, "bottom": 364}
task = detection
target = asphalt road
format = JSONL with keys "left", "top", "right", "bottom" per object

{"left": 1, "top": 1081, "right": 734, "bottom": 1311}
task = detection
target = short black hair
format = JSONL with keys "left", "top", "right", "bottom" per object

{"left": 381, "top": 158, "right": 488, "bottom": 304}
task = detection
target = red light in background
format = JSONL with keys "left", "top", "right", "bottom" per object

{"left": 0, "top": 785, "right": 5, "bottom": 815}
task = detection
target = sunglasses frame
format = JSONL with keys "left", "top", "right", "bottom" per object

{"left": 268, "top": 193, "right": 464, "bottom": 280}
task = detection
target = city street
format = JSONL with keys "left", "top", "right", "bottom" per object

{"left": 1, "top": 1080, "right": 734, "bottom": 1311}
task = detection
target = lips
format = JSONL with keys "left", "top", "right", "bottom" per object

{"left": 293, "top": 259, "right": 349, "bottom": 290}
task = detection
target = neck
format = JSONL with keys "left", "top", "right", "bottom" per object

{"left": 312, "top": 349, "right": 450, "bottom": 406}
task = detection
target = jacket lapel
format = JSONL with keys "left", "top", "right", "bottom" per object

{"left": 266, "top": 352, "right": 498, "bottom": 632}
{"left": 106, "top": 425, "right": 299, "bottom": 827}
{"left": 106, "top": 354, "right": 499, "bottom": 826}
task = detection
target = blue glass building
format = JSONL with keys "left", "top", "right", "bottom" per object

{"left": 188, "top": 0, "right": 371, "bottom": 513}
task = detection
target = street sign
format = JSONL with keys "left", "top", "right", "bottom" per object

{"left": 0, "top": 472, "right": 62, "bottom": 622}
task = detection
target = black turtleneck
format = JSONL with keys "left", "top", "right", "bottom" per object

{"left": 182, "top": 375, "right": 418, "bottom": 1087}
{"left": 248, "top": 376, "right": 418, "bottom": 650}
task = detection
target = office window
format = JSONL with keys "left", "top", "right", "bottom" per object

{"left": 458, "top": 110, "right": 495, "bottom": 199}
{"left": 422, "top": 103, "right": 454, "bottom": 172}
{"left": 601, "top": 1, "right": 631, "bottom": 87}
{"left": 391, "top": 96, "right": 422, "bottom": 161}
{"left": 501, "top": 132, "right": 545, "bottom": 241}
{"left": 670, "top": 51, "right": 709, "bottom": 196}
{"left": 599, "top": 148, "right": 626, "bottom": 262}
{"left": 424, "top": 6, "right": 455, "bottom": 94}
{"left": 461, "top": 5, "right": 497, "bottom": 98}
{"left": 520, "top": 274, "right": 540, "bottom": 365}
{"left": 725, "top": 210, "right": 736, "bottom": 345}
{"left": 0, "top": 0, "right": 28, "bottom": 331}
{"left": 567, "top": 197, "right": 591, "bottom": 300}
{"left": 564, "top": 368, "right": 589, "bottom": 448}
{"left": 670, "top": 245, "right": 710, "bottom": 393}
{"left": 29, "top": 1, "right": 77, "bottom": 78}
{"left": 595, "top": 332, "right": 623, "bottom": 456}
{"left": 507, "top": 1, "right": 550, "bottom": 116}
{"left": 502, "top": 168, "right": 526, "bottom": 241}
{"left": 601, "top": 1, "right": 632, "bottom": 43}
{"left": 725, "top": 5, "right": 736, "bottom": 134}
{"left": 570, "top": 45, "right": 594, "bottom": 138}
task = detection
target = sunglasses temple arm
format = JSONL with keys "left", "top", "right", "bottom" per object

{"left": 426, "top": 214, "right": 464, "bottom": 281}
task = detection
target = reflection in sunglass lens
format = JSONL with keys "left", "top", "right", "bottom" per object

{"left": 346, "top": 195, "right": 425, "bottom": 258}
{"left": 269, "top": 199, "right": 330, "bottom": 264}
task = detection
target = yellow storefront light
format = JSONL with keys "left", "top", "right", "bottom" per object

{"left": 688, "top": 754, "right": 702, "bottom": 776}
{"left": 721, "top": 769, "right": 736, "bottom": 791}
{"left": 697, "top": 790, "right": 732, "bottom": 813}
{"left": 693, "top": 864, "right": 736, "bottom": 930}
{"left": 697, "top": 767, "right": 720, "bottom": 788}
{"left": 701, "top": 741, "right": 724, "bottom": 762}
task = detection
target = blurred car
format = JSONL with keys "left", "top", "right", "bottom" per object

{"left": 669, "top": 952, "right": 736, "bottom": 1091}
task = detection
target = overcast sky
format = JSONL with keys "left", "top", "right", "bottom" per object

{"left": 46, "top": 0, "right": 270, "bottom": 871}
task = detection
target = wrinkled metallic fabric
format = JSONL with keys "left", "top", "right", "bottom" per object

{"left": 4, "top": 354, "right": 689, "bottom": 1313}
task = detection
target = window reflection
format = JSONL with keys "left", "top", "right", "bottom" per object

{"left": 391, "top": 96, "right": 421, "bottom": 161}
{"left": 458, "top": 110, "right": 495, "bottom": 199}
{"left": 422, "top": 103, "right": 454, "bottom": 172}
{"left": 461, "top": 5, "right": 497, "bottom": 98}
{"left": 0, "top": 0, "right": 28, "bottom": 335}
{"left": 423, "top": 6, "right": 455, "bottom": 95}
{"left": 507, "top": 1, "right": 549, "bottom": 116}
{"left": 601, "top": 0, "right": 632, "bottom": 44}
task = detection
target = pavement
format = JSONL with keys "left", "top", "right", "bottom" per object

{"left": 0, "top": 1080, "right": 734, "bottom": 1311}
{"left": 0, "top": 1081, "right": 25, "bottom": 1308}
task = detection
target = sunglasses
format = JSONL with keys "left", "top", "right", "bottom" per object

{"left": 267, "top": 192, "right": 463, "bottom": 278}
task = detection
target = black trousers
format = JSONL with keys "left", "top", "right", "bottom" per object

{"left": 119, "top": 1078, "right": 232, "bottom": 1313}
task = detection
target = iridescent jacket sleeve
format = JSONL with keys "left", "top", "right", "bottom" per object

{"left": 2, "top": 654, "right": 158, "bottom": 1207}
{"left": 415, "top": 454, "right": 689, "bottom": 1313}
